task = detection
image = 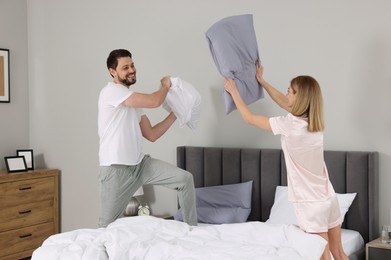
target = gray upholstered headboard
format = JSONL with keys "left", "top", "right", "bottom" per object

{"left": 177, "top": 146, "right": 379, "bottom": 244}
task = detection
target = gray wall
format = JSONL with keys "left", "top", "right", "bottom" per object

{"left": 0, "top": 1, "right": 29, "bottom": 167}
{"left": 1, "top": 0, "right": 390, "bottom": 233}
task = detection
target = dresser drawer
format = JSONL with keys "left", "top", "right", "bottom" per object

{"left": 0, "top": 200, "right": 54, "bottom": 232}
{"left": 0, "top": 177, "right": 54, "bottom": 209}
{"left": 0, "top": 222, "right": 54, "bottom": 258}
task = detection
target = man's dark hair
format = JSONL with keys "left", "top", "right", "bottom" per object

{"left": 106, "top": 49, "right": 132, "bottom": 71}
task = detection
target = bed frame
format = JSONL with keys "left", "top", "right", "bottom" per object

{"left": 177, "top": 146, "right": 379, "bottom": 260}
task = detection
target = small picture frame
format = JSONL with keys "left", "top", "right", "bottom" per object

{"left": 17, "top": 149, "right": 34, "bottom": 170}
{"left": 0, "top": 48, "right": 10, "bottom": 103}
{"left": 4, "top": 156, "right": 28, "bottom": 173}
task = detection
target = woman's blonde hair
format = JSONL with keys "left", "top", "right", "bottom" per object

{"left": 290, "top": 76, "right": 324, "bottom": 132}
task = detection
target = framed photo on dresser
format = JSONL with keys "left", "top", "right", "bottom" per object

{"left": 17, "top": 149, "right": 34, "bottom": 170}
{"left": 4, "top": 156, "right": 27, "bottom": 173}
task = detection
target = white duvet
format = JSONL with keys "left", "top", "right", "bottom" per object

{"left": 32, "top": 216, "right": 327, "bottom": 260}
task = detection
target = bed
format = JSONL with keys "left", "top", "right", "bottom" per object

{"left": 32, "top": 146, "right": 379, "bottom": 260}
{"left": 176, "top": 146, "right": 379, "bottom": 260}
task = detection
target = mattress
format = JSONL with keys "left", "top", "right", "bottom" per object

{"left": 341, "top": 228, "right": 364, "bottom": 256}
{"left": 195, "top": 224, "right": 363, "bottom": 257}
{"left": 198, "top": 223, "right": 364, "bottom": 257}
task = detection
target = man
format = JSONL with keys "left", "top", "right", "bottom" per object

{"left": 98, "top": 49, "right": 197, "bottom": 227}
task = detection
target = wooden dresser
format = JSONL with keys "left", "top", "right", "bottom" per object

{"left": 0, "top": 169, "right": 59, "bottom": 260}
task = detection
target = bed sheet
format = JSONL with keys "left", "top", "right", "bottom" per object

{"left": 196, "top": 224, "right": 364, "bottom": 256}
{"left": 341, "top": 228, "right": 364, "bottom": 256}
{"left": 32, "top": 216, "right": 327, "bottom": 260}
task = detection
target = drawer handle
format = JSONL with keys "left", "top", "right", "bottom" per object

{"left": 19, "top": 186, "right": 32, "bottom": 191}
{"left": 19, "top": 233, "right": 32, "bottom": 239}
{"left": 19, "top": 210, "right": 32, "bottom": 215}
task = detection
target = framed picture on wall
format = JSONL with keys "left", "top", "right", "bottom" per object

{"left": 4, "top": 156, "right": 28, "bottom": 173}
{"left": 17, "top": 149, "right": 34, "bottom": 170}
{"left": 0, "top": 48, "right": 10, "bottom": 103}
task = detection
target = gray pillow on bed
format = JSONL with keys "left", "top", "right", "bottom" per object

{"left": 175, "top": 181, "right": 253, "bottom": 224}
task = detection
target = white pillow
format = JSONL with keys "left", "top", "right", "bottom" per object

{"left": 162, "top": 77, "right": 201, "bottom": 130}
{"left": 267, "top": 186, "right": 356, "bottom": 225}
{"left": 267, "top": 186, "right": 297, "bottom": 225}
{"left": 336, "top": 192, "right": 357, "bottom": 221}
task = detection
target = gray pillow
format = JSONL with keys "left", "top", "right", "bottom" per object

{"left": 205, "top": 14, "right": 263, "bottom": 114}
{"left": 175, "top": 181, "right": 253, "bottom": 224}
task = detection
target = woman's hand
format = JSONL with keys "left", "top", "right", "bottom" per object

{"left": 224, "top": 75, "right": 272, "bottom": 131}
{"left": 255, "top": 60, "right": 264, "bottom": 84}
{"left": 224, "top": 78, "right": 238, "bottom": 95}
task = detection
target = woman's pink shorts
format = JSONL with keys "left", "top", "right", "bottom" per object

{"left": 293, "top": 195, "right": 342, "bottom": 233}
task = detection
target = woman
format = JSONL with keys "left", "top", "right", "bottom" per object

{"left": 223, "top": 62, "right": 348, "bottom": 260}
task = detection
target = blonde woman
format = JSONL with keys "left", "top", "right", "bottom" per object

{"left": 223, "top": 62, "right": 348, "bottom": 260}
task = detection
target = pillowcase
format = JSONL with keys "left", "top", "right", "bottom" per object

{"left": 175, "top": 181, "right": 253, "bottom": 224}
{"left": 205, "top": 14, "right": 263, "bottom": 114}
{"left": 267, "top": 186, "right": 297, "bottom": 225}
{"left": 337, "top": 192, "right": 357, "bottom": 221}
{"left": 162, "top": 77, "right": 201, "bottom": 130}
{"left": 267, "top": 186, "right": 356, "bottom": 225}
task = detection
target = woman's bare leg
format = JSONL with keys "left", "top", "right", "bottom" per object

{"left": 316, "top": 232, "right": 332, "bottom": 260}
{"left": 328, "top": 225, "right": 349, "bottom": 260}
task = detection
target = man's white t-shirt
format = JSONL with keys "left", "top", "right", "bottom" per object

{"left": 98, "top": 82, "right": 144, "bottom": 166}
{"left": 269, "top": 113, "right": 335, "bottom": 202}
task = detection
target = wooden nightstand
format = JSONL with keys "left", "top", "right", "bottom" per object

{"left": 0, "top": 169, "right": 59, "bottom": 260}
{"left": 366, "top": 237, "right": 391, "bottom": 260}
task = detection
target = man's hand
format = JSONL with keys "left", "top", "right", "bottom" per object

{"left": 160, "top": 76, "right": 171, "bottom": 90}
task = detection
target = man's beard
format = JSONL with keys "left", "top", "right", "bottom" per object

{"left": 119, "top": 74, "right": 136, "bottom": 87}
